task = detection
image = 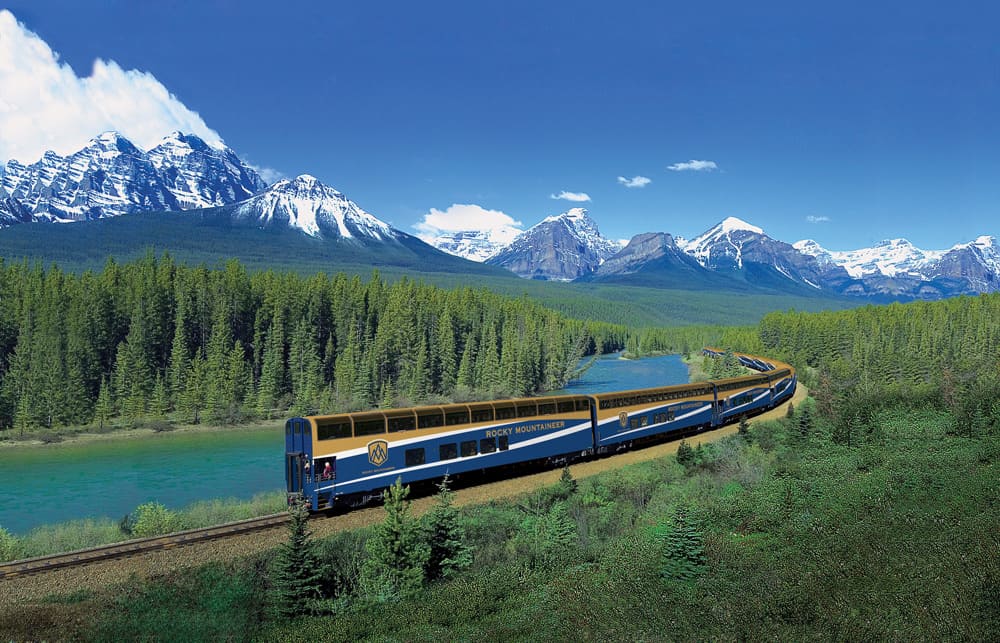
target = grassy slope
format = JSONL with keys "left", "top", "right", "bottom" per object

{"left": 0, "top": 214, "right": 855, "bottom": 326}
{"left": 10, "top": 402, "right": 991, "bottom": 641}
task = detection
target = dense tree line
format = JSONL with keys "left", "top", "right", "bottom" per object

{"left": 0, "top": 255, "right": 627, "bottom": 432}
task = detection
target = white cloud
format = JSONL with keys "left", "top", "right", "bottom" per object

{"left": 617, "top": 175, "right": 651, "bottom": 188}
{"left": 806, "top": 215, "right": 831, "bottom": 223}
{"left": 550, "top": 190, "right": 591, "bottom": 202}
{"left": 249, "top": 164, "right": 286, "bottom": 185}
{"left": 0, "top": 10, "right": 224, "bottom": 163}
{"left": 667, "top": 159, "right": 718, "bottom": 172}
{"left": 413, "top": 203, "right": 524, "bottom": 243}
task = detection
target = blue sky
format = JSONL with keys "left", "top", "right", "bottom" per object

{"left": 2, "top": 1, "right": 998, "bottom": 250}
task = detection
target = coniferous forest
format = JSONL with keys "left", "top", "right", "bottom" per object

{"left": 0, "top": 254, "right": 626, "bottom": 435}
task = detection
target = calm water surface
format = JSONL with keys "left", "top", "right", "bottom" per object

{"left": 0, "top": 353, "right": 685, "bottom": 534}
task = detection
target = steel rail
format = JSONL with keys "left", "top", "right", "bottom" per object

{"left": 0, "top": 512, "right": 290, "bottom": 581}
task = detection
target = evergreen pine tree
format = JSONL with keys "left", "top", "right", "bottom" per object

{"left": 657, "top": 504, "right": 707, "bottom": 584}
{"left": 555, "top": 465, "right": 578, "bottom": 499}
{"left": 359, "top": 478, "right": 428, "bottom": 600}
{"left": 93, "top": 376, "right": 114, "bottom": 431}
{"left": 422, "top": 475, "right": 473, "bottom": 582}
{"left": 676, "top": 440, "right": 695, "bottom": 468}
{"left": 272, "top": 495, "right": 325, "bottom": 618}
{"left": 738, "top": 417, "right": 749, "bottom": 439}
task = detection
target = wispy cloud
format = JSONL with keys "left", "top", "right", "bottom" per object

{"left": 806, "top": 215, "right": 831, "bottom": 223}
{"left": 617, "top": 175, "right": 651, "bottom": 188}
{"left": 413, "top": 203, "right": 524, "bottom": 244}
{"left": 248, "top": 163, "right": 285, "bottom": 185}
{"left": 667, "top": 159, "right": 718, "bottom": 172}
{"left": 0, "top": 10, "right": 223, "bottom": 163}
{"left": 550, "top": 190, "right": 591, "bottom": 202}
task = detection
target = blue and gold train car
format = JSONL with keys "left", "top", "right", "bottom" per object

{"left": 286, "top": 395, "right": 595, "bottom": 510}
{"left": 285, "top": 349, "right": 796, "bottom": 510}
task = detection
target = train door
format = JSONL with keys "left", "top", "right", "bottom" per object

{"left": 285, "top": 418, "right": 309, "bottom": 496}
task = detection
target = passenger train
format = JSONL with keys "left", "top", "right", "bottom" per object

{"left": 284, "top": 349, "right": 796, "bottom": 510}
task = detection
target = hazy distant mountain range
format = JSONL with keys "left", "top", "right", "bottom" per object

{"left": 1, "top": 131, "right": 996, "bottom": 300}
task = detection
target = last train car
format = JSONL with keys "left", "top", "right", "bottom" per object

{"left": 703, "top": 348, "right": 797, "bottom": 423}
{"left": 286, "top": 395, "right": 595, "bottom": 510}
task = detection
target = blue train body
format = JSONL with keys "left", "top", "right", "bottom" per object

{"left": 285, "top": 350, "right": 796, "bottom": 510}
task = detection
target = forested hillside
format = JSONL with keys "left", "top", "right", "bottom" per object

{"left": 648, "top": 294, "right": 1000, "bottom": 438}
{"left": 0, "top": 255, "right": 626, "bottom": 434}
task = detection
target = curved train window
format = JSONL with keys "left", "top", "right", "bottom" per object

{"left": 405, "top": 448, "right": 425, "bottom": 467}
{"left": 471, "top": 408, "right": 494, "bottom": 423}
{"left": 537, "top": 402, "right": 556, "bottom": 416}
{"left": 418, "top": 411, "right": 444, "bottom": 429}
{"left": 388, "top": 415, "right": 416, "bottom": 432}
{"left": 558, "top": 401, "right": 575, "bottom": 413}
{"left": 576, "top": 399, "right": 591, "bottom": 411}
{"left": 517, "top": 403, "right": 537, "bottom": 418}
{"left": 460, "top": 440, "right": 478, "bottom": 457}
{"left": 446, "top": 410, "right": 470, "bottom": 425}
{"left": 498, "top": 435, "right": 509, "bottom": 450}
{"left": 318, "top": 421, "right": 351, "bottom": 441}
{"left": 480, "top": 437, "right": 496, "bottom": 453}
{"left": 355, "top": 418, "right": 386, "bottom": 436}
{"left": 495, "top": 404, "right": 516, "bottom": 420}
{"left": 439, "top": 443, "right": 457, "bottom": 460}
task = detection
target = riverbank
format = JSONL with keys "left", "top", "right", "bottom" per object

{"left": 0, "top": 417, "right": 285, "bottom": 451}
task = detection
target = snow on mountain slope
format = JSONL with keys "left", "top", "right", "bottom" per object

{"left": 1, "top": 131, "right": 264, "bottom": 223}
{"left": 794, "top": 238, "right": 943, "bottom": 278}
{"left": 486, "top": 208, "right": 624, "bottom": 280}
{"left": 682, "top": 216, "right": 765, "bottom": 269}
{"left": 231, "top": 174, "right": 398, "bottom": 241}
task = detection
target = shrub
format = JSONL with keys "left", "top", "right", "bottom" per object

{"left": 130, "top": 502, "right": 184, "bottom": 537}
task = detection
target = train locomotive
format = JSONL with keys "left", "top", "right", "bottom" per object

{"left": 284, "top": 350, "right": 795, "bottom": 510}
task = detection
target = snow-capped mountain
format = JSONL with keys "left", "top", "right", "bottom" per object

{"left": 793, "top": 238, "right": 943, "bottom": 279}
{"left": 146, "top": 131, "right": 265, "bottom": 209}
{"left": 0, "top": 131, "right": 264, "bottom": 224}
{"left": 680, "top": 216, "right": 844, "bottom": 290}
{"left": 486, "top": 208, "right": 624, "bottom": 280}
{"left": 930, "top": 236, "right": 1000, "bottom": 293}
{"left": 423, "top": 228, "right": 518, "bottom": 262}
{"left": 795, "top": 236, "right": 1000, "bottom": 296}
{"left": 229, "top": 174, "right": 400, "bottom": 242}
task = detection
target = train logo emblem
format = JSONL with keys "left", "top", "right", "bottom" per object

{"left": 619, "top": 412, "right": 628, "bottom": 428}
{"left": 367, "top": 440, "right": 389, "bottom": 467}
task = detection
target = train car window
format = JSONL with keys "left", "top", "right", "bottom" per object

{"left": 494, "top": 403, "right": 516, "bottom": 420}
{"left": 318, "top": 421, "right": 352, "bottom": 441}
{"left": 471, "top": 408, "right": 494, "bottom": 423}
{"left": 576, "top": 399, "right": 591, "bottom": 411}
{"left": 439, "top": 443, "right": 457, "bottom": 460}
{"left": 498, "top": 435, "right": 509, "bottom": 451}
{"left": 667, "top": 409, "right": 675, "bottom": 421}
{"left": 480, "top": 437, "right": 497, "bottom": 454}
{"left": 418, "top": 411, "right": 444, "bottom": 429}
{"left": 460, "top": 440, "right": 478, "bottom": 457}
{"left": 640, "top": 416, "right": 649, "bottom": 427}
{"left": 446, "top": 410, "right": 471, "bottom": 425}
{"left": 537, "top": 402, "right": 556, "bottom": 416}
{"left": 388, "top": 415, "right": 416, "bottom": 432}
{"left": 629, "top": 418, "right": 640, "bottom": 429}
{"left": 405, "top": 448, "right": 425, "bottom": 467}
{"left": 355, "top": 419, "right": 386, "bottom": 436}
{"left": 517, "top": 403, "right": 537, "bottom": 418}
{"left": 558, "top": 401, "right": 575, "bottom": 413}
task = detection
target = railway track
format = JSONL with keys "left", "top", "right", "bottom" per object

{"left": 0, "top": 512, "right": 289, "bottom": 581}
{"left": 1, "top": 383, "right": 807, "bottom": 588}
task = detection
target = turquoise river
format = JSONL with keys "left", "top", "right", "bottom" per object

{"left": 0, "top": 353, "right": 687, "bottom": 534}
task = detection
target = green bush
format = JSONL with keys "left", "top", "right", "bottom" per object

{"left": 0, "top": 526, "right": 22, "bottom": 562}
{"left": 130, "top": 502, "right": 184, "bottom": 537}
